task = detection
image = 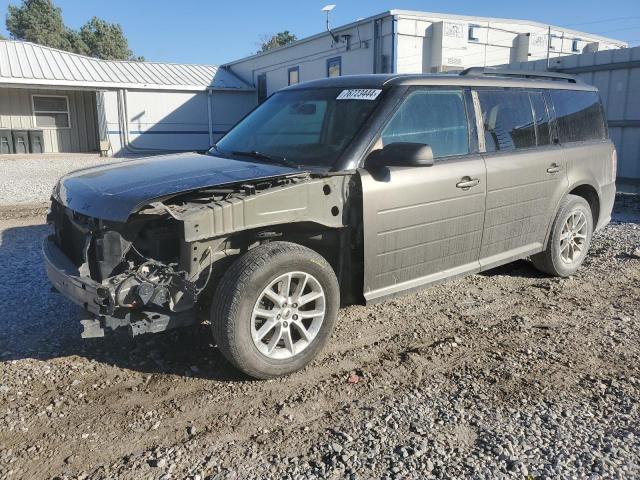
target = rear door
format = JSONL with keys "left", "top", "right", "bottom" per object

{"left": 359, "top": 88, "right": 487, "bottom": 302}
{"left": 475, "top": 88, "right": 569, "bottom": 270}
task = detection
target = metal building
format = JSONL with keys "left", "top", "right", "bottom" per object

{"left": 224, "top": 10, "right": 626, "bottom": 100}
{"left": 0, "top": 40, "right": 255, "bottom": 156}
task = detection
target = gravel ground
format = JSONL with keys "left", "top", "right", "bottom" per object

{"left": 0, "top": 154, "right": 126, "bottom": 206}
{"left": 0, "top": 195, "right": 639, "bottom": 479}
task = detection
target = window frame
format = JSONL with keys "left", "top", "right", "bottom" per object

{"left": 468, "top": 24, "right": 480, "bottom": 42}
{"left": 287, "top": 66, "right": 300, "bottom": 86}
{"left": 326, "top": 56, "right": 342, "bottom": 77}
{"left": 257, "top": 73, "right": 268, "bottom": 104}
{"left": 375, "top": 86, "right": 475, "bottom": 162}
{"left": 571, "top": 39, "right": 580, "bottom": 53}
{"left": 31, "top": 94, "right": 71, "bottom": 129}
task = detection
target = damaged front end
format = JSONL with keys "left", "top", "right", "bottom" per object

{"left": 44, "top": 200, "right": 208, "bottom": 338}
{"left": 43, "top": 172, "right": 349, "bottom": 339}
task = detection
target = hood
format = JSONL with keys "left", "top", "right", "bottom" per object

{"left": 55, "top": 152, "right": 299, "bottom": 222}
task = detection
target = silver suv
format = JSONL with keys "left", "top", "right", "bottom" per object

{"left": 44, "top": 68, "right": 616, "bottom": 378}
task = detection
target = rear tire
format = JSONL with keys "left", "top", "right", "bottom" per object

{"left": 211, "top": 241, "right": 339, "bottom": 379}
{"left": 531, "top": 194, "right": 593, "bottom": 277}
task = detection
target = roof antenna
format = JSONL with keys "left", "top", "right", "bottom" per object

{"left": 321, "top": 5, "right": 340, "bottom": 43}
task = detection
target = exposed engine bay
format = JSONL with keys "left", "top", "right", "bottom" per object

{"left": 45, "top": 173, "right": 353, "bottom": 338}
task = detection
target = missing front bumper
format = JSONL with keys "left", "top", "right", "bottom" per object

{"left": 43, "top": 236, "right": 197, "bottom": 338}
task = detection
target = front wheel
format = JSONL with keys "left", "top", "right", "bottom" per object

{"left": 211, "top": 241, "right": 339, "bottom": 379}
{"left": 531, "top": 194, "right": 593, "bottom": 277}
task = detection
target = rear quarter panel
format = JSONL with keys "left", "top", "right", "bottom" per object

{"left": 562, "top": 140, "right": 616, "bottom": 230}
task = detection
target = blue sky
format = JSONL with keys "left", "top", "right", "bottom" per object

{"left": 0, "top": 0, "right": 638, "bottom": 65}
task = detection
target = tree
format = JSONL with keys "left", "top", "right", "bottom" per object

{"left": 5, "top": 0, "right": 142, "bottom": 60}
{"left": 0, "top": 33, "right": 5, "bottom": 40}
{"left": 258, "top": 31, "right": 297, "bottom": 53}
{"left": 79, "top": 17, "right": 141, "bottom": 61}
{"left": 6, "top": 0, "right": 74, "bottom": 51}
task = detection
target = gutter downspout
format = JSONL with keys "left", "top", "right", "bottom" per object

{"left": 207, "top": 89, "right": 214, "bottom": 147}
{"left": 391, "top": 15, "right": 398, "bottom": 73}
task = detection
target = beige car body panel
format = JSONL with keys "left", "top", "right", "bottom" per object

{"left": 359, "top": 154, "right": 486, "bottom": 302}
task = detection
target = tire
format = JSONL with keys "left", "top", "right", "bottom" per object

{"left": 531, "top": 194, "right": 594, "bottom": 277}
{"left": 211, "top": 241, "right": 339, "bottom": 379}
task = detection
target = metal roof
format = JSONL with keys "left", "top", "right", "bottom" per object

{"left": 0, "top": 40, "right": 253, "bottom": 92}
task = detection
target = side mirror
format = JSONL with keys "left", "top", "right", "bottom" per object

{"left": 366, "top": 142, "right": 434, "bottom": 169}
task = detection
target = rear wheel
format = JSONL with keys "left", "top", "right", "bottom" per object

{"left": 531, "top": 194, "right": 593, "bottom": 277}
{"left": 211, "top": 241, "right": 339, "bottom": 379}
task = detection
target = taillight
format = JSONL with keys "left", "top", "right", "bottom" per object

{"left": 611, "top": 149, "right": 617, "bottom": 183}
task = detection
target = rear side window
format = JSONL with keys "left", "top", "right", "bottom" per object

{"left": 550, "top": 90, "right": 606, "bottom": 143}
{"left": 529, "top": 92, "right": 551, "bottom": 146}
{"left": 478, "top": 90, "right": 536, "bottom": 151}
{"left": 381, "top": 89, "right": 469, "bottom": 158}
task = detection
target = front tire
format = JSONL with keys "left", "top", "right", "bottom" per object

{"left": 211, "top": 241, "right": 339, "bottom": 379}
{"left": 531, "top": 194, "right": 593, "bottom": 277}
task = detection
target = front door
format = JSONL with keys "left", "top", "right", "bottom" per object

{"left": 475, "top": 89, "right": 569, "bottom": 270}
{"left": 359, "top": 88, "right": 487, "bottom": 302}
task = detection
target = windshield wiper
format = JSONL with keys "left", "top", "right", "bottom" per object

{"left": 231, "top": 150, "right": 299, "bottom": 169}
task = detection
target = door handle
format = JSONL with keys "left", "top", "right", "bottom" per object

{"left": 456, "top": 177, "right": 480, "bottom": 189}
{"left": 546, "top": 163, "right": 561, "bottom": 174}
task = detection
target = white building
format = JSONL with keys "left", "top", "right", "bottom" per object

{"left": 0, "top": 40, "right": 254, "bottom": 155}
{"left": 225, "top": 10, "right": 626, "bottom": 99}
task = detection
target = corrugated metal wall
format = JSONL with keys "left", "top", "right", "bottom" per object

{"left": 507, "top": 46, "right": 640, "bottom": 190}
{"left": 0, "top": 87, "right": 99, "bottom": 153}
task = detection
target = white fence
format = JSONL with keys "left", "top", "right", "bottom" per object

{"left": 507, "top": 46, "right": 640, "bottom": 192}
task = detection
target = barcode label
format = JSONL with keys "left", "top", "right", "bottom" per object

{"left": 336, "top": 89, "right": 382, "bottom": 101}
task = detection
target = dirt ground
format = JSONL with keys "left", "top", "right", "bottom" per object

{"left": 0, "top": 196, "right": 639, "bottom": 479}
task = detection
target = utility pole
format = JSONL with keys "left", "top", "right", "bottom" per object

{"left": 546, "top": 25, "right": 551, "bottom": 69}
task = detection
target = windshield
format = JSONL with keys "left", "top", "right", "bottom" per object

{"left": 211, "top": 87, "right": 383, "bottom": 168}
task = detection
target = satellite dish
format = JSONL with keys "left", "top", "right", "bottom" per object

{"left": 321, "top": 4, "right": 336, "bottom": 12}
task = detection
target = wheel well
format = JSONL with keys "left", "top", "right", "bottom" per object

{"left": 569, "top": 184, "right": 600, "bottom": 224}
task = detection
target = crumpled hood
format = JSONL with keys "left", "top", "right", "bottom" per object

{"left": 54, "top": 152, "right": 299, "bottom": 222}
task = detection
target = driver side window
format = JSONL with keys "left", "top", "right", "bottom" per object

{"left": 381, "top": 89, "right": 470, "bottom": 159}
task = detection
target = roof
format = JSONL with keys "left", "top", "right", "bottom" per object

{"left": 225, "top": 9, "right": 626, "bottom": 66}
{"left": 0, "top": 40, "right": 253, "bottom": 92}
{"left": 284, "top": 72, "right": 597, "bottom": 92}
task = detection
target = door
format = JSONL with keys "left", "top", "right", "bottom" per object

{"left": 476, "top": 89, "right": 569, "bottom": 270}
{"left": 360, "top": 88, "right": 487, "bottom": 302}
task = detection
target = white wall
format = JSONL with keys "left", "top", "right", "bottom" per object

{"left": 393, "top": 13, "right": 625, "bottom": 73}
{"left": 103, "top": 89, "right": 255, "bottom": 156}
{"left": 227, "top": 16, "right": 395, "bottom": 97}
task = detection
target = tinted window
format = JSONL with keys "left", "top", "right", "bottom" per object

{"left": 478, "top": 90, "right": 536, "bottom": 151}
{"left": 381, "top": 89, "right": 469, "bottom": 158}
{"left": 529, "top": 91, "right": 551, "bottom": 146}
{"left": 550, "top": 90, "right": 606, "bottom": 143}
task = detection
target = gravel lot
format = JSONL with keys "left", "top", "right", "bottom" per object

{"left": 0, "top": 195, "right": 639, "bottom": 479}
{"left": 0, "top": 154, "right": 126, "bottom": 207}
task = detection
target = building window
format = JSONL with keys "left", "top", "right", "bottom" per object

{"left": 32, "top": 95, "right": 70, "bottom": 128}
{"left": 257, "top": 73, "right": 267, "bottom": 104}
{"left": 288, "top": 66, "right": 300, "bottom": 86}
{"left": 327, "top": 57, "right": 341, "bottom": 77}
{"left": 572, "top": 39, "right": 580, "bottom": 52}
{"left": 468, "top": 25, "right": 479, "bottom": 42}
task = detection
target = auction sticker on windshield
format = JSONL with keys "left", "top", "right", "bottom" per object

{"left": 336, "top": 89, "right": 382, "bottom": 101}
